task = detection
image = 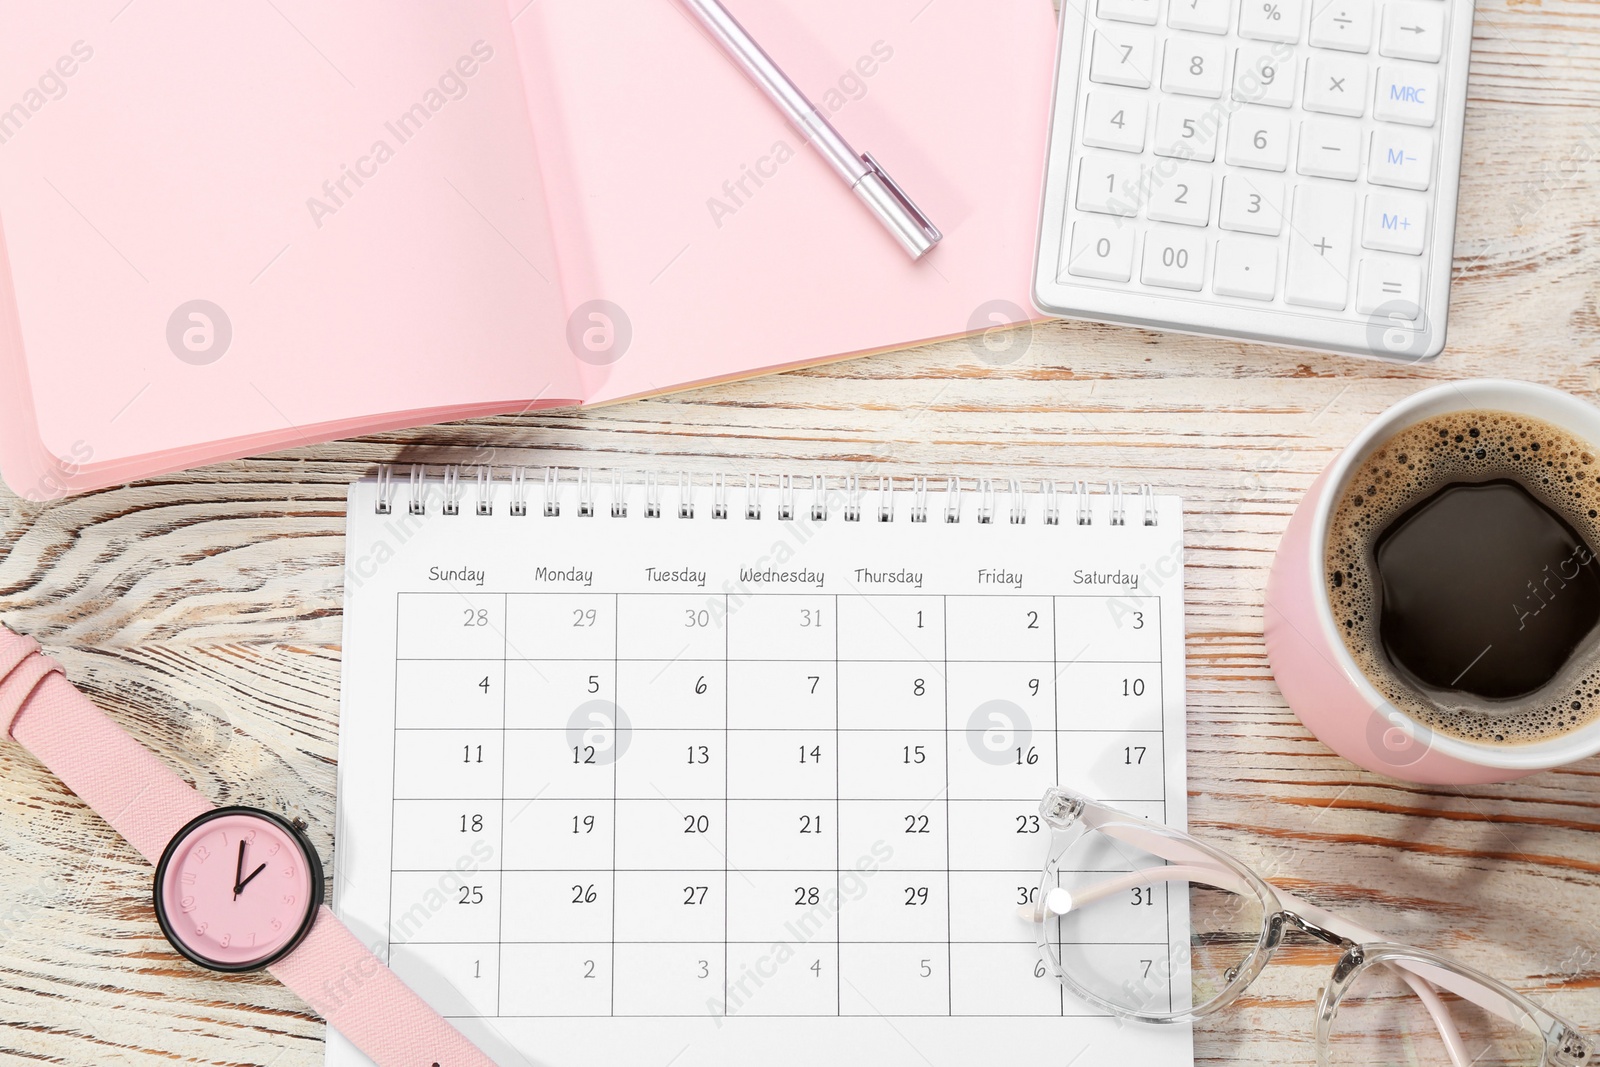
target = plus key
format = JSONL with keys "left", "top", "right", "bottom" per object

{"left": 1286, "top": 185, "right": 1356, "bottom": 309}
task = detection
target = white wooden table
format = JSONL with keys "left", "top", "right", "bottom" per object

{"left": 2, "top": 1, "right": 1598, "bottom": 1061}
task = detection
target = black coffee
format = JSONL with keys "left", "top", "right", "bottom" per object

{"left": 1326, "top": 411, "right": 1600, "bottom": 744}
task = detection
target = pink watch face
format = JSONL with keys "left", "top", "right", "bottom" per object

{"left": 154, "top": 808, "right": 323, "bottom": 972}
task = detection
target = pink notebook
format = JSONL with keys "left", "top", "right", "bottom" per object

{"left": 0, "top": 0, "right": 1055, "bottom": 500}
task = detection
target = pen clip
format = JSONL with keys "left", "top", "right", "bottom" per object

{"left": 861, "top": 152, "right": 942, "bottom": 245}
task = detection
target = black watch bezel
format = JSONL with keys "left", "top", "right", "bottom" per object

{"left": 151, "top": 805, "right": 326, "bottom": 974}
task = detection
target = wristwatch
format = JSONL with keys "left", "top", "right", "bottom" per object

{"left": 0, "top": 625, "right": 495, "bottom": 1067}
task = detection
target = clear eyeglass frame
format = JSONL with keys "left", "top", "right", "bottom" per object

{"left": 1025, "top": 786, "right": 1594, "bottom": 1067}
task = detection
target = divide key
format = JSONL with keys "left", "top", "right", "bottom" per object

{"left": 1374, "top": 64, "right": 1438, "bottom": 126}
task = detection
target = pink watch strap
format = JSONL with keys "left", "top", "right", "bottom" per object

{"left": 0, "top": 626, "right": 496, "bottom": 1067}
{"left": 0, "top": 626, "right": 209, "bottom": 863}
{"left": 271, "top": 907, "right": 495, "bottom": 1067}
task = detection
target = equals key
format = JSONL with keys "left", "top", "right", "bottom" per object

{"left": 1356, "top": 258, "right": 1423, "bottom": 320}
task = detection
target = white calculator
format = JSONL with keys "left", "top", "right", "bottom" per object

{"left": 1032, "top": 0, "right": 1474, "bottom": 361}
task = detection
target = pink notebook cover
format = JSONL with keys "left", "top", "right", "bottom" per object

{"left": 0, "top": 0, "right": 1056, "bottom": 500}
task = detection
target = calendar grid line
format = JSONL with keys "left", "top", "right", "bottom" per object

{"left": 496, "top": 596, "right": 508, "bottom": 1017}
{"left": 391, "top": 591, "right": 1164, "bottom": 601}
{"left": 441, "top": 1012, "right": 1122, "bottom": 1020}
{"left": 388, "top": 727, "right": 1168, "bottom": 735}
{"left": 385, "top": 590, "right": 399, "bottom": 968}
{"left": 383, "top": 796, "right": 1164, "bottom": 803}
{"left": 942, "top": 594, "right": 953, "bottom": 1016}
{"left": 723, "top": 592, "right": 730, "bottom": 1018}
{"left": 833, "top": 592, "right": 841, "bottom": 1017}
{"left": 610, "top": 592, "right": 619, "bottom": 1017}
{"left": 1051, "top": 595, "right": 1064, "bottom": 1018}
{"left": 390, "top": 657, "right": 1164, "bottom": 666}
{"left": 404, "top": 939, "right": 1166, "bottom": 947}
{"left": 388, "top": 866, "right": 1051, "bottom": 874}
{"left": 1157, "top": 593, "right": 1174, "bottom": 1017}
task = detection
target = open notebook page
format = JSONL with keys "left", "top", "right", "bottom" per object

{"left": 0, "top": 0, "right": 573, "bottom": 477}
{"left": 511, "top": 0, "right": 1058, "bottom": 403}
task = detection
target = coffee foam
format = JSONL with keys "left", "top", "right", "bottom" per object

{"left": 1325, "top": 410, "right": 1600, "bottom": 745}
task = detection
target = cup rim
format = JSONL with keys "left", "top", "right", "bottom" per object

{"left": 1306, "top": 378, "right": 1600, "bottom": 770}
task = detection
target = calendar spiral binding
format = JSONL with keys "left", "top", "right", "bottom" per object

{"left": 373, "top": 465, "right": 1160, "bottom": 527}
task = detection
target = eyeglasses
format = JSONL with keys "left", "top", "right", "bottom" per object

{"left": 1022, "top": 786, "right": 1593, "bottom": 1067}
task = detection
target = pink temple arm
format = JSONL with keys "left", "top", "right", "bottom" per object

{"left": 1020, "top": 850, "right": 1500, "bottom": 1066}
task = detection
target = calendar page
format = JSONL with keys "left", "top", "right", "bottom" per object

{"left": 331, "top": 471, "right": 1192, "bottom": 1067}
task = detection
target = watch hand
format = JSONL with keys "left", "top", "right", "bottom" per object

{"left": 237, "top": 862, "right": 269, "bottom": 894}
{"left": 234, "top": 839, "right": 246, "bottom": 899}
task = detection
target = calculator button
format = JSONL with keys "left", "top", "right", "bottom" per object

{"left": 1225, "top": 107, "right": 1291, "bottom": 171}
{"left": 1232, "top": 44, "right": 1296, "bottom": 107}
{"left": 1285, "top": 184, "right": 1355, "bottom": 309}
{"left": 1239, "top": 0, "right": 1302, "bottom": 42}
{"left": 1083, "top": 92, "right": 1150, "bottom": 152}
{"left": 1355, "top": 255, "right": 1422, "bottom": 318}
{"left": 1076, "top": 154, "right": 1144, "bottom": 216}
{"left": 1368, "top": 128, "right": 1433, "bottom": 189}
{"left": 1090, "top": 25, "right": 1158, "bottom": 88}
{"left": 1374, "top": 64, "right": 1439, "bottom": 126}
{"left": 1168, "top": 0, "right": 1232, "bottom": 34}
{"left": 1100, "top": 0, "right": 1162, "bottom": 23}
{"left": 1140, "top": 229, "right": 1207, "bottom": 290}
{"left": 1066, "top": 218, "right": 1138, "bottom": 281}
{"left": 1380, "top": 1, "right": 1445, "bottom": 63}
{"left": 1213, "top": 236, "right": 1279, "bottom": 300}
{"left": 1218, "top": 172, "right": 1285, "bottom": 234}
{"left": 1147, "top": 164, "right": 1213, "bottom": 225}
{"left": 1153, "top": 98, "right": 1220, "bottom": 160}
{"left": 1161, "top": 36, "right": 1228, "bottom": 97}
{"left": 1297, "top": 116, "right": 1362, "bottom": 179}
{"left": 1304, "top": 52, "right": 1368, "bottom": 116}
{"left": 1362, "top": 192, "right": 1427, "bottom": 254}
{"left": 1309, "top": 0, "right": 1373, "bottom": 52}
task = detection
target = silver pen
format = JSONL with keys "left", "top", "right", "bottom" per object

{"left": 679, "top": 0, "right": 943, "bottom": 260}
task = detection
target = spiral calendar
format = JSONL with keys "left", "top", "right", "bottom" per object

{"left": 331, "top": 469, "right": 1193, "bottom": 1067}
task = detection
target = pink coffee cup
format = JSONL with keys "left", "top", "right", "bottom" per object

{"left": 1265, "top": 379, "right": 1600, "bottom": 784}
